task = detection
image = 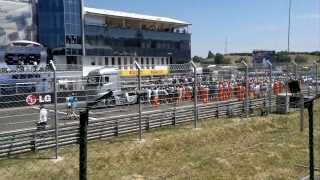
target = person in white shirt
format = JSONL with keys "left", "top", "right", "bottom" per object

{"left": 38, "top": 105, "right": 48, "bottom": 128}
{"left": 147, "top": 88, "right": 152, "bottom": 104}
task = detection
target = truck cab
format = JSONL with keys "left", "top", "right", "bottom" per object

{"left": 86, "top": 67, "right": 137, "bottom": 107}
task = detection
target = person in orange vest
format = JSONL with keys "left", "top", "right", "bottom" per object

{"left": 181, "top": 86, "right": 186, "bottom": 101}
{"left": 235, "top": 83, "right": 241, "bottom": 101}
{"left": 186, "top": 86, "right": 192, "bottom": 101}
{"left": 151, "top": 87, "right": 160, "bottom": 107}
{"left": 199, "top": 85, "right": 204, "bottom": 103}
{"left": 238, "top": 84, "right": 245, "bottom": 101}
{"left": 203, "top": 85, "right": 209, "bottom": 103}
{"left": 227, "top": 82, "right": 232, "bottom": 100}
{"left": 218, "top": 82, "right": 224, "bottom": 101}
{"left": 273, "top": 81, "right": 280, "bottom": 95}
{"left": 279, "top": 81, "right": 284, "bottom": 94}
{"left": 177, "top": 85, "right": 183, "bottom": 104}
{"left": 223, "top": 82, "right": 228, "bottom": 101}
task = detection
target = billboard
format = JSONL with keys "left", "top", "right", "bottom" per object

{"left": 252, "top": 50, "right": 275, "bottom": 64}
{"left": 0, "top": 0, "right": 35, "bottom": 47}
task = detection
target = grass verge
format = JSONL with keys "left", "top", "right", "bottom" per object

{"left": 0, "top": 107, "right": 319, "bottom": 180}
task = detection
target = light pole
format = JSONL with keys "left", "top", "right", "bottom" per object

{"left": 287, "top": 0, "right": 292, "bottom": 53}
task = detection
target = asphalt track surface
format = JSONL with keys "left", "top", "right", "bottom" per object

{"left": 0, "top": 101, "right": 193, "bottom": 133}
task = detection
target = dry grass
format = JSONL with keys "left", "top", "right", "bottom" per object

{"left": 0, "top": 107, "right": 319, "bottom": 180}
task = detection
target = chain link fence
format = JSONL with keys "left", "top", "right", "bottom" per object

{"left": 0, "top": 62, "right": 319, "bottom": 163}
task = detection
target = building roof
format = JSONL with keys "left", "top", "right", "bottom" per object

{"left": 85, "top": 7, "right": 191, "bottom": 26}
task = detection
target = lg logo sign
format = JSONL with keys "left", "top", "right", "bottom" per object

{"left": 26, "top": 95, "right": 52, "bottom": 106}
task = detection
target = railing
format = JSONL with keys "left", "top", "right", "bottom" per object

{"left": 0, "top": 95, "right": 276, "bottom": 157}
{"left": 85, "top": 25, "right": 191, "bottom": 41}
{"left": 0, "top": 62, "right": 318, "bottom": 158}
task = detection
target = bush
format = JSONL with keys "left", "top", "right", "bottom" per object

{"left": 294, "top": 55, "right": 308, "bottom": 64}
{"left": 214, "top": 53, "right": 224, "bottom": 64}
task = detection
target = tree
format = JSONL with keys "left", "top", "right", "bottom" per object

{"left": 207, "top": 51, "right": 215, "bottom": 59}
{"left": 192, "top": 56, "right": 204, "bottom": 63}
{"left": 275, "top": 52, "right": 291, "bottom": 63}
{"left": 214, "top": 53, "right": 224, "bottom": 64}
{"left": 294, "top": 55, "right": 308, "bottom": 64}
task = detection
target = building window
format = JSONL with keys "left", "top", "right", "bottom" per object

{"left": 98, "top": 58, "right": 102, "bottom": 65}
{"left": 146, "top": 58, "right": 150, "bottom": 69}
{"left": 91, "top": 60, "right": 95, "bottom": 66}
{"left": 111, "top": 57, "right": 115, "bottom": 66}
{"left": 124, "top": 57, "right": 128, "bottom": 69}
{"left": 161, "top": 58, "right": 164, "bottom": 65}
{"left": 118, "top": 57, "right": 121, "bottom": 68}
{"left": 105, "top": 57, "right": 108, "bottom": 65}
{"left": 130, "top": 57, "right": 134, "bottom": 65}
{"left": 152, "top": 58, "right": 155, "bottom": 68}
{"left": 104, "top": 76, "right": 109, "bottom": 83}
{"left": 130, "top": 57, "right": 134, "bottom": 69}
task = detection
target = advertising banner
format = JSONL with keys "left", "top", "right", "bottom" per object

{"left": 120, "top": 68, "right": 169, "bottom": 77}
{"left": 0, "top": 0, "right": 34, "bottom": 46}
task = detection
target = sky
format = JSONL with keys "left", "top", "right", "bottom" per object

{"left": 85, "top": 0, "right": 320, "bottom": 57}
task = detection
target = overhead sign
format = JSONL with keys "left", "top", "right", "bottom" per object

{"left": 0, "top": 0, "right": 34, "bottom": 46}
{"left": 252, "top": 51, "right": 275, "bottom": 64}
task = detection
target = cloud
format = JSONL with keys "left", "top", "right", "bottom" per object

{"left": 296, "top": 13, "right": 320, "bottom": 20}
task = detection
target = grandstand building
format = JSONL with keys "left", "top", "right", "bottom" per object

{"left": 0, "top": 0, "right": 191, "bottom": 73}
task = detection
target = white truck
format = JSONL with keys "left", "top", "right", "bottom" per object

{"left": 86, "top": 68, "right": 138, "bottom": 107}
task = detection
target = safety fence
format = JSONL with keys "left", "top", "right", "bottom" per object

{"left": 0, "top": 61, "right": 318, "bottom": 158}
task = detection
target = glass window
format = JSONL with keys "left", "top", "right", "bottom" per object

{"left": 111, "top": 57, "right": 115, "bottom": 65}
{"left": 123, "top": 57, "right": 128, "bottom": 69}
{"left": 105, "top": 57, "right": 108, "bottom": 65}
{"left": 104, "top": 76, "right": 109, "bottom": 83}
{"left": 118, "top": 57, "right": 121, "bottom": 67}
{"left": 152, "top": 58, "right": 155, "bottom": 68}
{"left": 98, "top": 58, "right": 102, "bottom": 65}
{"left": 146, "top": 58, "right": 150, "bottom": 69}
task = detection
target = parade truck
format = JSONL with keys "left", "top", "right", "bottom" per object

{"left": 85, "top": 66, "right": 170, "bottom": 107}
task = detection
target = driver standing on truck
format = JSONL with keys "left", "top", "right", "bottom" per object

{"left": 66, "top": 93, "right": 78, "bottom": 119}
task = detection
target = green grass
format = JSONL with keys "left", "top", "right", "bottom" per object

{"left": 1, "top": 107, "right": 319, "bottom": 180}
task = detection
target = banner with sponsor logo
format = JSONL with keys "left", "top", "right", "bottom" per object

{"left": 0, "top": 0, "right": 35, "bottom": 46}
{"left": 120, "top": 69, "right": 169, "bottom": 77}
{"left": 26, "top": 94, "right": 52, "bottom": 106}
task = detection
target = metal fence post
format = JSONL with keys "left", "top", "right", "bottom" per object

{"left": 50, "top": 60, "right": 58, "bottom": 159}
{"left": 79, "top": 109, "right": 89, "bottom": 180}
{"left": 242, "top": 61, "right": 249, "bottom": 118}
{"left": 293, "top": 62, "right": 298, "bottom": 80}
{"left": 134, "top": 61, "right": 143, "bottom": 141}
{"left": 191, "top": 61, "right": 198, "bottom": 128}
{"left": 284, "top": 64, "right": 289, "bottom": 114}
{"left": 314, "top": 62, "right": 318, "bottom": 96}
{"left": 300, "top": 92, "right": 304, "bottom": 132}
{"left": 267, "top": 61, "right": 273, "bottom": 114}
{"left": 299, "top": 64, "right": 304, "bottom": 132}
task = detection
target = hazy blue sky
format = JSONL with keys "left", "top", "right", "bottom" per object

{"left": 85, "top": 0, "right": 320, "bottom": 57}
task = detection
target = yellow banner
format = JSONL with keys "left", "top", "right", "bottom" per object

{"left": 120, "top": 69, "right": 169, "bottom": 77}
